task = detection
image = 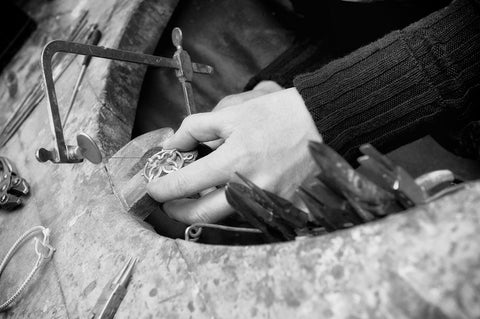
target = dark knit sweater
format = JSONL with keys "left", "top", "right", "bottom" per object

{"left": 250, "top": 0, "right": 480, "bottom": 163}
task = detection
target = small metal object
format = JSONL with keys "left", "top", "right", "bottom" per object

{"left": 0, "top": 156, "right": 29, "bottom": 210}
{"left": 37, "top": 27, "right": 213, "bottom": 165}
{"left": 143, "top": 149, "right": 197, "bottom": 182}
{"left": 185, "top": 223, "right": 262, "bottom": 242}
{"left": 89, "top": 257, "right": 137, "bottom": 319}
{"left": 415, "top": 170, "right": 455, "bottom": 194}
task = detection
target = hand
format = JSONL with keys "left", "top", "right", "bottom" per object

{"left": 147, "top": 86, "right": 323, "bottom": 224}
{"left": 203, "top": 81, "right": 283, "bottom": 149}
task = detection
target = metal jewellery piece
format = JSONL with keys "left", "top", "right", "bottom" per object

{"left": 37, "top": 27, "right": 213, "bottom": 164}
{"left": 143, "top": 149, "right": 197, "bottom": 182}
{"left": 0, "top": 226, "right": 55, "bottom": 312}
{"left": 0, "top": 156, "right": 30, "bottom": 210}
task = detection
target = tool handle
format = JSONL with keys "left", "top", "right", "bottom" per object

{"left": 82, "top": 28, "right": 102, "bottom": 66}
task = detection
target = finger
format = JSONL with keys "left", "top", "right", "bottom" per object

{"left": 203, "top": 138, "right": 224, "bottom": 150}
{"left": 213, "top": 90, "right": 267, "bottom": 112}
{"left": 163, "top": 188, "right": 233, "bottom": 224}
{"left": 147, "top": 148, "right": 233, "bottom": 202}
{"left": 163, "top": 112, "right": 224, "bottom": 150}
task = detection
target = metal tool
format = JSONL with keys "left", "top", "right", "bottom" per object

{"left": 308, "top": 141, "right": 400, "bottom": 218}
{"left": 183, "top": 173, "right": 310, "bottom": 243}
{"left": 225, "top": 182, "right": 286, "bottom": 242}
{"left": 185, "top": 223, "right": 262, "bottom": 242}
{"left": 37, "top": 27, "right": 213, "bottom": 164}
{"left": 63, "top": 24, "right": 102, "bottom": 128}
{"left": 0, "top": 156, "right": 29, "bottom": 210}
{"left": 357, "top": 144, "right": 427, "bottom": 207}
{"left": 226, "top": 178, "right": 306, "bottom": 242}
{"left": 298, "top": 185, "right": 362, "bottom": 230}
{"left": 89, "top": 257, "right": 137, "bottom": 319}
{"left": 172, "top": 27, "right": 196, "bottom": 115}
{"left": 235, "top": 173, "right": 309, "bottom": 229}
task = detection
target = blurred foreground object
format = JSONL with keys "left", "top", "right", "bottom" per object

{"left": 222, "top": 143, "right": 464, "bottom": 242}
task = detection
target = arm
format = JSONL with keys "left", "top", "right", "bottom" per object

{"left": 147, "top": 0, "right": 480, "bottom": 224}
{"left": 245, "top": 0, "right": 453, "bottom": 90}
{"left": 294, "top": 0, "right": 480, "bottom": 161}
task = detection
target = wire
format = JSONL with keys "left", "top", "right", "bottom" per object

{"left": 185, "top": 223, "right": 262, "bottom": 242}
{"left": 0, "top": 226, "right": 54, "bottom": 312}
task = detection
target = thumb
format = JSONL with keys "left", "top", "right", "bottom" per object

{"left": 163, "top": 188, "right": 233, "bottom": 224}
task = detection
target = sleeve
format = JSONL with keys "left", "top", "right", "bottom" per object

{"left": 244, "top": 0, "right": 333, "bottom": 91}
{"left": 293, "top": 0, "right": 480, "bottom": 162}
{"left": 244, "top": 37, "right": 334, "bottom": 90}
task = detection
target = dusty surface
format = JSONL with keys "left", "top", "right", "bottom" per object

{"left": 0, "top": 0, "right": 479, "bottom": 318}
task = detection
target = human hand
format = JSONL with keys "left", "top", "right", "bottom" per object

{"left": 215, "top": 80, "right": 283, "bottom": 110}
{"left": 204, "top": 80, "right": 283, "bottom": 149}
{"left": 147, "top": 87, "right": 323, "bottom": 224}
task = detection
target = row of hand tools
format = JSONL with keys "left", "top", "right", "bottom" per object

{"left": 223, "top": 142, "right": 462, "bottom": 242}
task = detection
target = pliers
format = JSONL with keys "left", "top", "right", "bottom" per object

{"left": 0, "top": 156, "right": 29, "bottom": 210}
{"left": 89, "top": 257, "right": 137, "bottom": 319}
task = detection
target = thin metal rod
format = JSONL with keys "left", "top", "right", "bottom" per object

{"left": 185, "top": 223, "right": 262, "bottom": 241}
{"left": 180, "top": 80, "right": 194, "bottom": 115}
{"left": 63, "top": 65, "right": 86, "bottom": 128}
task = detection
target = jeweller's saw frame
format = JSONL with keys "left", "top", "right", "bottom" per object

{"left": 36, "top": 28, "right": 213, "bottom": 164}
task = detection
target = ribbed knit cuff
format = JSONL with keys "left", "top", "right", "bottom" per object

{"left": 244, "top": 37, "right": 334, "bottom": 90}
{"left": 294, "top": 0, "right": 480, "bottom": 162}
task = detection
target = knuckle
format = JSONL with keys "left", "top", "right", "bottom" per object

{"left": 179, "top": 114, "right": 202, "bottom": 136}
{"left": 219, "top": 95, "right": 236, "bottom": 105}
{"left": 216, "top": 94, "right": 245, "bottom": 109}
{"left": 181, "top": 114, "right": 197, "bottom": 128}
{"left": 231, "top": 140, "right": 254, "bottom": 171}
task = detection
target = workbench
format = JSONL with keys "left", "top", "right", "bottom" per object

{"left": 0, "top": 0, "right": 479, "bottom": 318}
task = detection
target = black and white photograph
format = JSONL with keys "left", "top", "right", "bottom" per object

{"left": 0, "top": 0, "right": 479, "bottom": 317}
